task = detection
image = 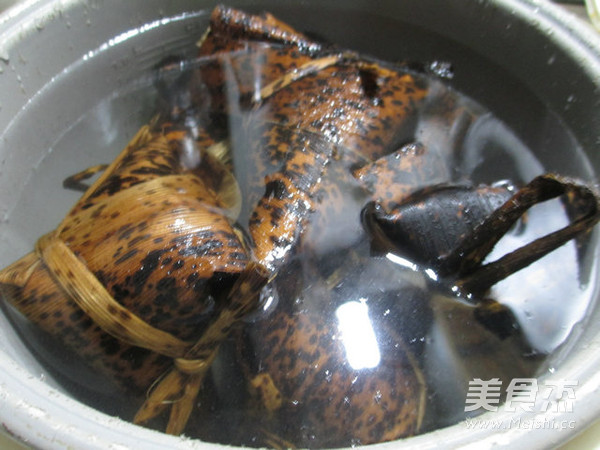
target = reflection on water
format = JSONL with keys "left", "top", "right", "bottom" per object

{"left": 336, "top": 300, "right": 381, "bottom": 370}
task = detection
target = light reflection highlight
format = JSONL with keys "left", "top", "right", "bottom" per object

{"left": 335, "top": 299, "right": 381, "bottom": 370}
{"left": 424, "top": 268, "right": 438, "bottom": 281}
{"left": 385, "top": 252, "right": 418, "bottom": 271}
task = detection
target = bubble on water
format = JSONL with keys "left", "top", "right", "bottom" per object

{"left": 428, "top": 60, "right": 454, "bottom": 80}
{"left": 565, "top": 94, "right": 576, "bottom": 111}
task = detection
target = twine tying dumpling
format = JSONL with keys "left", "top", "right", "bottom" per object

{"left": 134, "top": 262, "right": 268, "bottom": 434}
{"left": 35, "top": 231, "right": 191, "bottom": 358}
{"left": 34, "top": 228, "right": 268, "bottom": 434}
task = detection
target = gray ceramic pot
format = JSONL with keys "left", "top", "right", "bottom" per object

{"left": 0, "top": 0, "right": 599, "bottom": 448}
